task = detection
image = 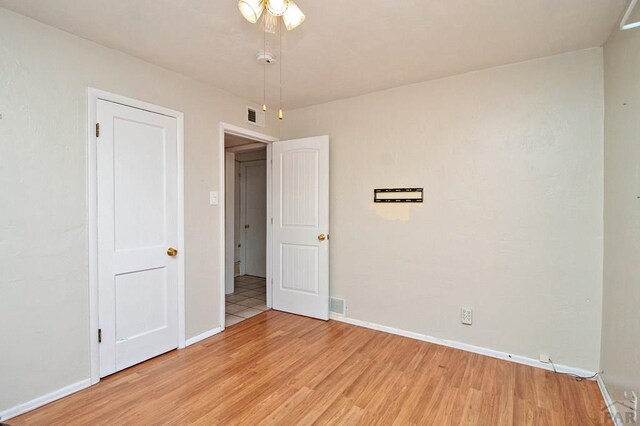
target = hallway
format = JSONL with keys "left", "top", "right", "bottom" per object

{"left": 225, "top": 275, "right": 269, "bottom": 326}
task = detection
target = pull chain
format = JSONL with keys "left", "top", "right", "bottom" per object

{"left": 279, "top": 19, "right": 284, "bottom": 120}
{"left": 262, "top": 13, "right": 267, "bottom": 112}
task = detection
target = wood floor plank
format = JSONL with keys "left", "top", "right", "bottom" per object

{"left": 9, "top": 310, "right": 611, "bottom": 425}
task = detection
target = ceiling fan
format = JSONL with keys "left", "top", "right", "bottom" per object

{"left": 238, "top": 0, "right": 305, "bottom": 31}
{"left": 237, "top": 0, "right": 305, "bottom": 120}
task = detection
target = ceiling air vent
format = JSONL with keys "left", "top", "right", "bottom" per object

{"left": 246, "top": 106, "right": 265, "bottom": 127}
{"left": 330, "top": 297, "right": 346, "bottom": 316}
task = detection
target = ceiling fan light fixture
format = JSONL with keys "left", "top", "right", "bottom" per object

{"left": 266, "top": 0, "right": 289, "bottom": 17}
{"left": 282, "top": 0, "right": 305, "bottom": 30}
{"left": 264, "top": 11, "right": 278, "bottom": 34}
{"left": 238, "top": 0, "right": 265, "bottom": 23}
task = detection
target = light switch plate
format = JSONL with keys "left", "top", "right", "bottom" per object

{"left": 209, "top": 191, "right": 219, "bottom": 206}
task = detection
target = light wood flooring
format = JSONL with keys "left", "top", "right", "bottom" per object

{"left": 10, "top": 310, "right": 611, "bottom": 425}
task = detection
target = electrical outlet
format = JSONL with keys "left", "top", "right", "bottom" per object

{"left": 539, "top": 354, "right": 550, "bottom": 363}
{"left": 461, "top": 307, "right": 473, "bottom": 325}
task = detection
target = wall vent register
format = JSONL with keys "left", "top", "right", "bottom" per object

{"left": 246, "top": 106, "right": 266, "bottom": 127}
{"left": 330, "top": 297, "right": 346, "bottom": 316}
{"left": 247, "top": 107, "right": 257, "bottom": 123}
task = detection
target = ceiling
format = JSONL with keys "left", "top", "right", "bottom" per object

{"left": 0, "top": 0, "right": 627, "bottom": 109}
{"left": 225, "top": 133, "right": 260, "bottom": 148}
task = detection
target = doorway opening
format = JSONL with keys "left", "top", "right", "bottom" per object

{"left": 223, "top": 127, "right": 274, "bottom": 327}
{"left": 219, "top": 123, "right": 330, "bottom": 328}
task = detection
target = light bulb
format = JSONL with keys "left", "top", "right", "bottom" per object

{"left": 266, "top": 0, "right": 289, "bottom": 16}
{"left": 283, "top": 0, "right": 305, "bottom": 30}
{"left": 263, "top": 11, "right": 278, "bottom": 34}
{"left": 238, "top": 0, "right": 265, "bottom": 23}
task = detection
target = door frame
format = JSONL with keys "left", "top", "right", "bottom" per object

{"left": 219, "top": 123, "right": 277, "bottom": 329}
{"left": 87, "top": 88, "right": 186, "bottom": 385}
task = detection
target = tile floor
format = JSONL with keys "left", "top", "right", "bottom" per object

{"left": 225, "top": 275, "right": 269, "bottom": 326}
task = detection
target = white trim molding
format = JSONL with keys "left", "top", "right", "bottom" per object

{"left": 87, "top": 88, "right": 186, "bottom": 385}
{"left": 621, "top": 0, "right": 640, "bottom": 30}
{"left": 597, "top": 376, "right": 621, "bottom": 426}
{"left": 185, "top": 326, "right": 224, "bottom": 346}
{"left": 0, "top": 379, "right": 91, "bottom": 422}
{"left": 329, "top": 314, "right": 597, "bottom": 378}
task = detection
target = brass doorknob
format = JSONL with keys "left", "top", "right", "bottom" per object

{"left": 318, "top": 234, "right": 327, "bottom": 241}
{"left": 167, "top": 247, "right": 178, "bottom": 257}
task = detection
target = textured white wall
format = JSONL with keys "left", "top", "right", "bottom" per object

{"left": 283, "top": 49, "right": 605, "bottom": 371}
{"left": 0, "top": 8, "right": 277, "bottom": 412}
{"left": 601, "top": 25, "right": 640, "bottom": 409}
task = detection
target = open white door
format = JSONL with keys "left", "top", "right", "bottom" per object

{"left": 97, "top": 99, "right": 179, "bottom": 377}
{"left": 272, "top": 136, "right": 329, "bottom": 320}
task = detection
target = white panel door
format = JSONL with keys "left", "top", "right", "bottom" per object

{"left": 97, "top": 99, "right": 179, "bottom": 377}
{"left": 242, "top": 160, "right": 267, "bottom": 277}
{"left": 272, "top": 136, "right": 329, "bottom": 320}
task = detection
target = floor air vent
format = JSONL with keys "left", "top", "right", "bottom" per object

{"left": 330, "top": 297, "right": 346, "bottom": 316}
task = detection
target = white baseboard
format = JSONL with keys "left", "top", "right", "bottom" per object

{"left": 329, "top": 314, "right": 596, "bottom": 378}
{"left": 185, "top": 326, "right": 223, "bottom": 346}
{"left": 0, "top": 378, "right": 91, "bottom": 422}
{"left": 2, "top": 318, "right": 596, "bottom": 421}
{"left": 597, "top": 376, "right": 620, "bottom": 426}
{"left": 2, "top": 327, "right": 223, "bottom": 421}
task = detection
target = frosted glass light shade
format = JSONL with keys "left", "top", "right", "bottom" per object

{"left": 238, "top": 0, "right": 265, "bottom": 23}
{"left": 266, "top": 0, "right": 289, "bottom": 16}
{"left": 283, "top": 0, "right": 305, "bottom": 30}
{"left": 264, "top": 11, "right": 278, "bottom": 34}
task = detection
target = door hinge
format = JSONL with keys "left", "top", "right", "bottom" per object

{"left": 270, "top": 217, "right": 273, "bottom": 224}
{"left": 98, "top": 328, "right": 102, "bottom": 343}
{"left": 95, "top": 123, "right": 100, "bottom": 138}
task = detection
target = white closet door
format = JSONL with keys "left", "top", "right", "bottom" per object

{"left": 97, "top": 99, "right": 179, "bottom": 377}
{"left": 272, "top": 136, "right": 330, "bottom": 320}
